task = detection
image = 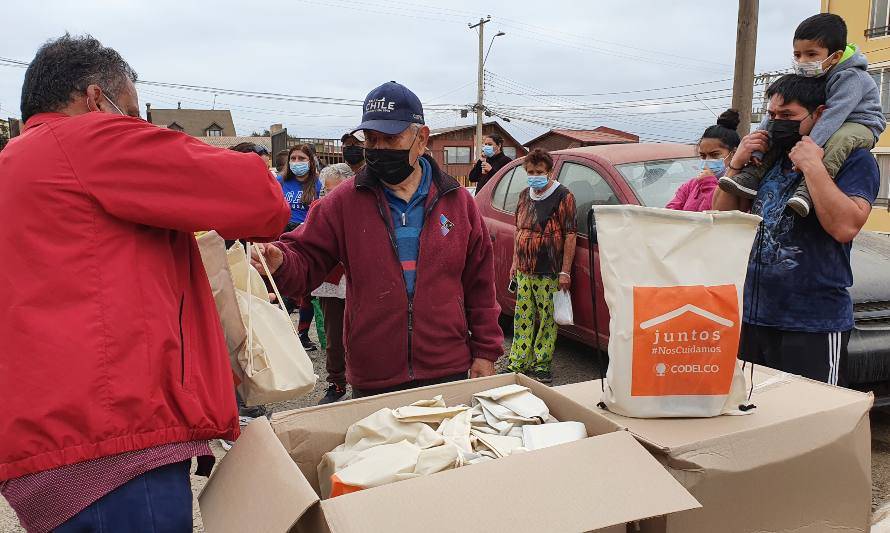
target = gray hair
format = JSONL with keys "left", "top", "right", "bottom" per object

{"left": 320, "top": 163, "right": 355, "bottom": 184}
{"left": 21, "top": 34, "right": 138, "bottom": 122}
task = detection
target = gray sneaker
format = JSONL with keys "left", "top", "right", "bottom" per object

{"left": 718, "top": 173, "right": 760, "bottom": 199}
{"left": 787, "top": 181, "right": 812, "bottom": 217}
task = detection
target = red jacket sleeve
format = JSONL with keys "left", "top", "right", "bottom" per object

{"left": 460, "top": 189, "right": 504, "bottom": 361}
{"left": 57, "top": 114, "right": 290, "bottom": 240}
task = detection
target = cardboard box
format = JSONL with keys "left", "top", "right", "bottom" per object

{"left": 552, "top": 368, "right": 874, "bottom": 532}
{"left": 200, "top": 374, "right": 700, "bottom": 532}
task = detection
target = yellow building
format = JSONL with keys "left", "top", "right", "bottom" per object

{"left": 823, "top": 0, "right": 890, "bottom": 230}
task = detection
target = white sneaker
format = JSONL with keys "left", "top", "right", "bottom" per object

{"left": 219, "top": 439, "right": 233, "bottom": 451}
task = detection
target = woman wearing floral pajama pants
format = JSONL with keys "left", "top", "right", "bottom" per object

{"left": 508, "top": 149, "right": 577, "bottom": 383}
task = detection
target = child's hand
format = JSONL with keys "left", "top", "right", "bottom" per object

{"left": 731, "top": 131, "right": 769, "bottom": 171}
{"left": 788, "top": 137, "right": 824, "bottom": 175}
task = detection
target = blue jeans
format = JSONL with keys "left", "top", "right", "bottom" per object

{"left": 54, "top": 460, "right": 192, "bottom": 532}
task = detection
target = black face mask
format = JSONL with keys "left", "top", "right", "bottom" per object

{"left": 766, "top": 118, "right": 804, "bottom": 152}
{"left": 343, "top": 145, "right": 365, "bottom": 166}
{"left": 365, "top": 130, "right": 420, "bottom": 185}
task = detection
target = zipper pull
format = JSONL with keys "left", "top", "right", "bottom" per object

{"left": 401, "top": 212, "right": 407, "bottom": 227}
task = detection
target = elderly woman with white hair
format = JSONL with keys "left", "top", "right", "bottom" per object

{"left": 313, "top": 163, "right": 354, "bottom": 404}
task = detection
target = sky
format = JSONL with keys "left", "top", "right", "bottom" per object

{"left": 0, "top": 0, "right": 820, "bottom": 144}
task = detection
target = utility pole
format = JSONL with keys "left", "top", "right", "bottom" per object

{"left": 469, "top": 16, "right": 490, "bottom": 158}
{"left": 731, "top": 0, "right": 759, "bottom": 136}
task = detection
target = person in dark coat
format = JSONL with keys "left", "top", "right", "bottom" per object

{"left": 468, "top": 133, "right": 512, "bottom": 194}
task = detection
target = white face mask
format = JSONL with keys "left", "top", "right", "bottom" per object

{"left": 103, "top": 94, "right": 125, "bottom": 115}
{"left": 791, "top": 55, "right": 835, "bottom": 78}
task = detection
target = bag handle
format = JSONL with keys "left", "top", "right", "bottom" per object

{"left": 245, "top": 241, "right": 255, "bottom": 376}
{"left": 249, "top": 242, "right": 301, "bottom": 340}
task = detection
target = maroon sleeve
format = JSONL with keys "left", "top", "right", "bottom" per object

{"left": 59, "top": 114, "right": 290, "bottom": 241}
{"left": 272, "top": 195, "right": 341, "bottom": 300}
{"left": 460, "top": 189, "right": 505, "bottom": 361}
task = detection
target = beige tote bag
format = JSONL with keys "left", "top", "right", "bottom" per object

{"left": 196, "top": 231, "right": 246, "bottom": 377}
{"left": 234, "top": 241, "right": 316, "bottom": 406}
{"left": 594, "top": 205, "right": 760, "bottom": 418}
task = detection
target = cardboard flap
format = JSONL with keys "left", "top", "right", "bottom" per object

{"left": 319, "top": 431, "right": 700, "bottom": 532}
{"left": 199, "top": 418, "right": 319, "bottom": 533}
{"left": 553, "top": 371, "right": 874, "bottom": 451}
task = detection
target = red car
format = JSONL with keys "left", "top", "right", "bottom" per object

{"left": 477, "top": 142, "right": 707, "bottom": 348}
{"left": 476, "top": 142, "right": 890, "bottom": 398}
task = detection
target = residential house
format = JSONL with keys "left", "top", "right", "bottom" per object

{"left": 524, "top": 127, "right": 639, "bottom": 152}
{"left": 426, "top": 121, "right": 528, "bottom": 185}
{"left": 821, "top": 0, "right": 890, "bottom": 229}
{"left": 145, "top": 103, "right": 236, "bottom": 137}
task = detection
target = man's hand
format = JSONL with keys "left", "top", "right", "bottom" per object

{"left": 730, "top": 131, "right": 770, "bottom": 172}
{"left": 558, "top": 273, "right": 571, "bottom": 291}
{"left": 481, "top": 161, "right": 492, "bottom": 174}
{"left": 470, "top": 358, "right": 496, "bottom": 378}
{"left": 788, "top": 136, "right": 825, "bottom": 175}
{"left": 250, "top": 242, "right": 284, "bottom": 275}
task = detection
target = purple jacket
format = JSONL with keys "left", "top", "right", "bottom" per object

{"left": 666, "top": 174, "right": 718, "bottom": 212}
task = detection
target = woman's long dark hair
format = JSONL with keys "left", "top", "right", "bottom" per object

{"left": 282, "top": 144, "right": 320, "bottom": 205}
{"left": 700, "top": 109, "right": 741, "bottom": 150}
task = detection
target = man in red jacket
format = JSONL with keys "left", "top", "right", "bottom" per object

{"left": 254, "top": 81, "right": 503, "bottom": 398}
{"left": 0, "top": 35, "right": 290, "bottom": 533}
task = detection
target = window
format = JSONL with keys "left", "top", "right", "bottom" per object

{"left": 557, "top": 162, "right": 620, "bottom": 236}
{"left": 444, "top": 146, "right": 471, "bottom": 164}
{"left": 872, "top": 68, "right": 890, "bottom": 115}
{"left": 615, "top": 158, "right": 703, "bottom": 208}
{"left": 206, "top": 123, "right": 223, "bottom": 137}
{"left": 502, "top": 146, "right": 517, "bottom": 159}
{"left": 503, "top": 164, "right": 530, "bottom": 213}
{"left": 167, "top": 122, "right": 184, "bottom": 132}
{"left": 491, "top": 168, "right": 514, "bottom": 211}
{"left": 870, "top": 0, "right": 890, "bottom": 38}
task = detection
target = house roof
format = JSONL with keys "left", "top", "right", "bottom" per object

{"left": 428, "top": 121, "right": 528, "bottom": 154}
{"left": 194, "top": 136, "right": 272, "bottom": 151}
{"left": 525, "top": 127, "right": 639, "bottom": 147}
{"left": 147, "top": 108, "right": 237, "bottom": 137}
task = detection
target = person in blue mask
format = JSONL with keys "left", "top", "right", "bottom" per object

{"left": 278, "top": 144, "right": 323, "bottom": 350}
{"left": 507, "top": 148, "right": 577, "bottom": 383}
{"left": 666, "top": 109, "right": 740, "bottom": 212}
{"left": 468, "top": 133, "right": 512, "bottom": 194}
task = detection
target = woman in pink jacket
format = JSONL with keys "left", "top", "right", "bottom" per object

{"left": 667, "top": 109, "right": 741, "bottom": 212}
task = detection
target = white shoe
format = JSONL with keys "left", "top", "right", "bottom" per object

{"left": 219, "top": 439, "right": 233, "bottom": 451}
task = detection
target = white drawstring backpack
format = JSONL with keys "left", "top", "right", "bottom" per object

{"left": 594, "top": 205, "right": 761, "bottom": 418}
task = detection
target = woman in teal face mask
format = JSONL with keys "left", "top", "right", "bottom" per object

{"left": 280, "top": 144, "right": 322, "bottom": 230}
{"left": 468, "top": 133, "right": 512, "bottom": 194}
{"left": 666, "top": 109, "right": 740, "bottom": 212}
{"left": 278, "top": 144, "right": 324, "bottom": 351}
{"left": 508, "top": 148, "right": 577, "bottom": 384}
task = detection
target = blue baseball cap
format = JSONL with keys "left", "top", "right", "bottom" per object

{"left": 352, "top": 81, "right": 425, "bottom": 136}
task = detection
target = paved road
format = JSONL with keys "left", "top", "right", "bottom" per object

{"left": 2, "top": 326, "right": 888, "bottom": 531}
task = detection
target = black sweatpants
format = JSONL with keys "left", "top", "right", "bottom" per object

{"left": 739, "top": 324, "right": 851, "bottom": 386}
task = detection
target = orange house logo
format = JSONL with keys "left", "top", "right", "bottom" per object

{"left": 631, "top": 285, "right": 740, "bottom": 397}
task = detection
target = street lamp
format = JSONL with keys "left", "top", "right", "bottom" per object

{"left": 483, "top": 31, "right": 506, "bottom": 67}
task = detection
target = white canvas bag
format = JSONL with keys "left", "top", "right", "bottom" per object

{"left": 594, "top": 205, "right": 760, "bottom": 418}
{"left": 233, "top": 241, "right": 316, "bottom": 406}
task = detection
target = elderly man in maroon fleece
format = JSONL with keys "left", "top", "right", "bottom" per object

{"left": 254, "top": 81, "right": 503, "bottom": 397}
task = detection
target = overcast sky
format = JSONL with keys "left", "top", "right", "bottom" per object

{"left": 0, "top": 0, "right": 820, "bottom": 144}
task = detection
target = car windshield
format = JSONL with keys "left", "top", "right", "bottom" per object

{"left": 615, "top": 157, "right": 703, "bottom": 208}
